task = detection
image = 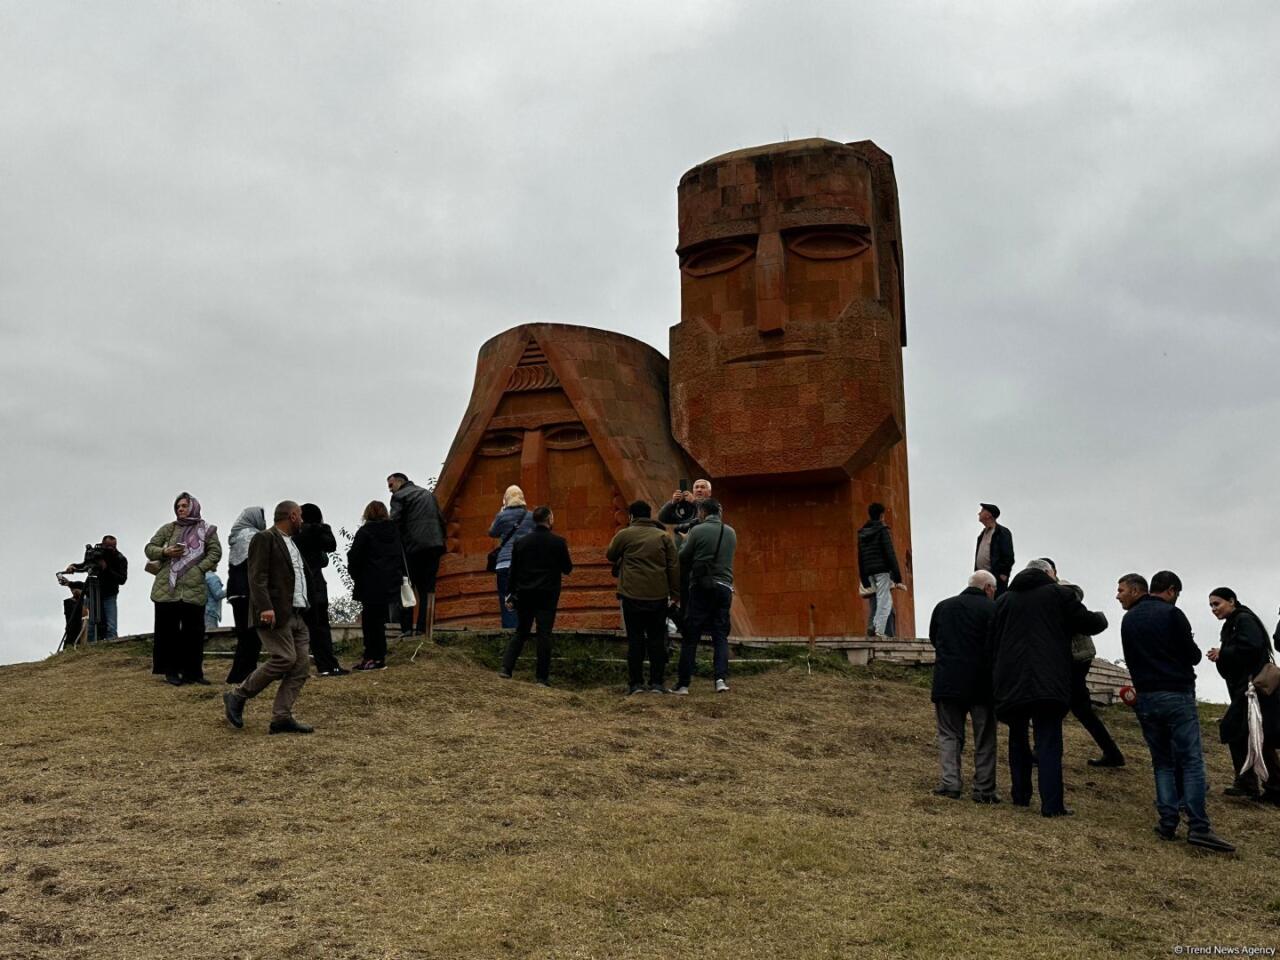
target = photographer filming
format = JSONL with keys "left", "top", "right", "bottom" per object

{"left": 62, "top": 535, "right": 128, "bottom": 643}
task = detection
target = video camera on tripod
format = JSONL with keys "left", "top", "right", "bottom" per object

{"left": 67, "top": 542, "right": 109, "bottom": 574}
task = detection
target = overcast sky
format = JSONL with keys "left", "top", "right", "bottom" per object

{"left": 3, "top": 1, "right": 1277, "bottom": 702}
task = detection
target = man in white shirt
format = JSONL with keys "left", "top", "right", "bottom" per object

{"left": 223, "top": 501, "right": 315, "bottom": 734}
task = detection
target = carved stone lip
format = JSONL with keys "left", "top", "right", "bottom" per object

{"left": 726, "top": 348, "right": 825, "bottom": 364}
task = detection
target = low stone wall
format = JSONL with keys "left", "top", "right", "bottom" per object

{"left": 737, "top": 636, "right": 1132, "bottom": 706}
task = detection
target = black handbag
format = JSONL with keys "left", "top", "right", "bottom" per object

{"left": 486, "top": 510, "right": 526, "bottom": 573}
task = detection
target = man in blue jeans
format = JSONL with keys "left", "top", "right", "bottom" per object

{"left": 674, "top": 498, "right": 737, "bottom": 695}
{"left": 1119, "top": 570, "right": 1234, "bottom": 853}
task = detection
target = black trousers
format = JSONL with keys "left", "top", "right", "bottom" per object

{"left": 305, "top": 583, "right": 339, "bottom": 672}
{"left": 400, "top": 546, "right": 445, "bottom": 633}
{"left": 153, "top": 600, "right": 206, "bottom": 681}
{"left": 225, "top": 596, "right": 262, "bottom": 684}
{"left": 1006, "top": 706, "right": 1066, "bottom": 814}
{"left": 678, "top": 583, "right": 732, "bottom": 687}
{"left": 622, "top": 596, "right": 668, "bottom": 687}
{"left": 502, "top": 590, "right": 558, "bottom": 681}
{"left": 1069, "top": 660, "right": 1124, "bottom": 761}
{"left": 362, "top": 602, "right": 387, "bottom": 663}
{"left": 1227, "top": 737, "right": 1280, "bottom": 797}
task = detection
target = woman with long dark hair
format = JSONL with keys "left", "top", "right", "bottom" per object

{"left": 145, "top": 492, "right": 222, "bottom": 686}
{"left": 224, "top": 506, "right": 266, "bottom": 684}
{"left": 1207, "top": 587, "right": 1280, "bottom": 804}
{"left": 347, "top": 500, "right": 403, "bottom": 671}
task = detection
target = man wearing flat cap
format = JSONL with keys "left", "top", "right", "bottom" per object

{"left": 975, "top": 503, "right": 1015, "bottom": 597}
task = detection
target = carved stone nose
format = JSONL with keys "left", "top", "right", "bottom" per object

{"left": 754, "top": 231, "right": 787, "bottom": 335}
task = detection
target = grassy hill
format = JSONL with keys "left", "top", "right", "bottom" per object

{"left": 1, "top": 638, "right": 1277, "bottom": 959}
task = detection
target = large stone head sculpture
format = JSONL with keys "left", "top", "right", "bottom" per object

{"left": 670, "top": 138, "right": 906, "bottom": 480}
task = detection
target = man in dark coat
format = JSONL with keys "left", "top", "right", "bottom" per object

{"left": 857, "top": 502, "right": 902, "bottom": 637}
{"left": 388, "top": 472, "right": 447, "bottom": 637}
{"left": 500, "top": 506, "right": 573, "bottom": 685}
{"left": 991, "top": 558, "right": 1107, "bottom": 816}
{"left": 929, "top": 570, "right": 999, "bottom": 802}
{"left": 974, "top": 503, "right": 1014, "bottom": 596}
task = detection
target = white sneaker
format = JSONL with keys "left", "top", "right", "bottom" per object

{"left": 672, "top": 686, "right": 690, "bottom": 696}
{"left": 715, "top": 679, "right": 730, "bottom": 693}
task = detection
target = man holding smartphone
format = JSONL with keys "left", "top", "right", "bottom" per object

{"left": 659, "top": 478, "right": 712, "bottom": 537}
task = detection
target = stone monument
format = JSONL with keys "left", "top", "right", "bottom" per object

{"left": 670, "top": 138, "right": 913, "bottom": 638}
{"left": 432, "top": 325, "right": 696, "bottom": 629}
{"left": 433, "top": 138, "right": 913, "bottom": 637}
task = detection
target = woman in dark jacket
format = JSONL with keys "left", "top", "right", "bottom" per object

{"left": 296, "top": 503, "right": 345, "bottom": 677}
{"left": 224, "top": 506, "right": 266, "bottom": 684}
{"left": 347, "top": 500, "right": 404, "bottom": 671}
{"left": 1207, "top": 587, "right": 1280, "bottom": 803}
{"left": 488, "top": 485, "right": 535, "bottom": 629}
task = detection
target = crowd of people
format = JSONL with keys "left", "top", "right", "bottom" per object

{"left": 60, "top": 482, "right": 1279, "bottom": 854}
{"left": 927, "top": 503, "right": 1280, "bottom": 856}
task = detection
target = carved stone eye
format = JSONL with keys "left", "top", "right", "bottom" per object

{"left": 478, "top": 432, "right": 523, "bottom": 457}
{"left": 680, "top": 241, "right": 754, "bottom": 277}
{"left": 785, "top": 229, "right": 871, "bottom": 261}
{"left": 544, "top": 425, "right": 592, "bottom": 450}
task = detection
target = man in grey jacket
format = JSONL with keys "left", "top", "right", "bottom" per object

{"left": 674, "top": 498, "right": 737, "bottom": 695}
{"left": 387, "top": 472, "right": 446, "bottom": 637}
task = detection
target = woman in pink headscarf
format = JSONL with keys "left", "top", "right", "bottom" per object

{"left": 144, "top": 492, "right": 223, "bottom": 686}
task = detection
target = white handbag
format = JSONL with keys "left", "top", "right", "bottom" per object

{"left": 400, "top": 576, "right": 416, "bottom": 608}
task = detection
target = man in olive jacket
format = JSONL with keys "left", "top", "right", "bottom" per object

{"left": 223, "top": 501, "right": 314, "bottom": 734}
{"left": 607, "top": 501, "right": 681, "bottom": 694}
{"left": 991, "top": 559, "right": 1107, "bottom": 816}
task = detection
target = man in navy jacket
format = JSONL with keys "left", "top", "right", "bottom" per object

{"left": 1120, "top": 570, "right": 1233, "bottom": 852}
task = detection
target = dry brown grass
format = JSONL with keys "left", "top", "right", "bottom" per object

{"left": 1, "top": 641, "right": 1278, "bottom": 960}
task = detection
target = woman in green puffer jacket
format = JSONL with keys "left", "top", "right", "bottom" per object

{"left": 145, "top": 492, "right": 222, "bottom": 686}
